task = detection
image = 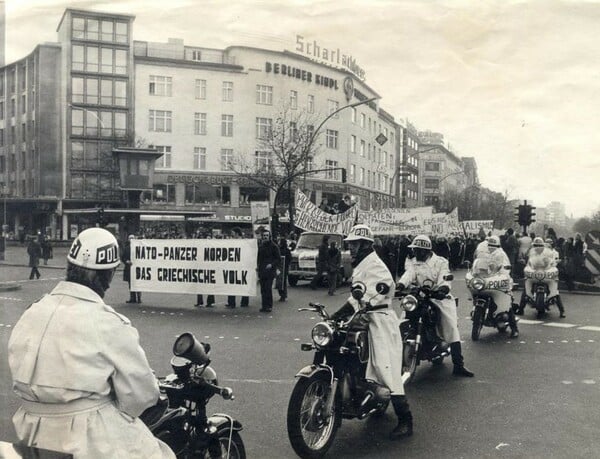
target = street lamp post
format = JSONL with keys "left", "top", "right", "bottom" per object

{"left": 302, "top": 97, "right": 379, "bottom": 192}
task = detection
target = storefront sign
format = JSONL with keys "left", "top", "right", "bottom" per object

{"left": 265, "top": 62, "right": 339, "bottom": 89}
{"left": 295, "top": 35, "right": 366, "bottom": 80}
{"left": 130, "top": 239, "right": 258, "bottom": 296}
{"left": 166, "top": 174, "right": 253, "bottom": 185}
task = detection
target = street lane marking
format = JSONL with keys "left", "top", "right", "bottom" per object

{"left": 562, "top": 381, "right": 573, "bottom": 384}
{"left": 518, "top": 319, "right": 544, "bottom": 325}
{"left": 543, "top": 322, "right": 577, "bottom": 328}
{"left": 582, "top": 380, "right": 596, "bottom": 384}
{"left": 578, "top": 326, "right": 600, "bottom": 331}
{"left": 0, "top": 296, "right": 23, "bottom": 301}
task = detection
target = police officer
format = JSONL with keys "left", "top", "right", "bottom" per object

{"left": 398, "top": 234, "right": 474, "bottom": 377}
{"left": 331, "top": 224, "right": 413, "bottom": 440}
{"left": 8, "top": 228, "right": 175, "bottom": 459}
{"left": 479, "top": 235, "right": 519, "bottom": 338}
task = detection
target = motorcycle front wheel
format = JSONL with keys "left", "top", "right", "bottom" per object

{"left": 471, "top": 307, "right": 484, "bottom": 341}
{"left": 206, "top": 429, "right": 246, "bottom": 459}
{"left": 287, "top": 373, "right": 340, "bottom": 459}
{"left": 402, "top": 339, "right": 418, "bottom": 384}
{"left": 535, "top": 292, "right": 546, "bottom": 317}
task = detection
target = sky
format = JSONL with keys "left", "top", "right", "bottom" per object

{"left": 6, "top": 0, "right": 600, "bottom": 218}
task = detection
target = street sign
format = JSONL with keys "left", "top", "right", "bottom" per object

{"left": 375, "top": 133, "right": 388, "bottom": 146}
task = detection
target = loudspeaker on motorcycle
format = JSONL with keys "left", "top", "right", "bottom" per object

{"left": 173, "top": 332, "right": 210, "bottom": 366}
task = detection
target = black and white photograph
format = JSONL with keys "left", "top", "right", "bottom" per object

{"left": 1, "top": 0, "right": 599, "bottom": 458}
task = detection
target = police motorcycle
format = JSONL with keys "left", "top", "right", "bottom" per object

{"left": 396, "top": 275, "right": 454, "bottom": 384}
{"left": 141, "top": 332, "right": 245, "bottom": 459}
{"left": 287, "top": 283, "right": 408, "bottom": 458}
{"left": 465, "top": 258, "right": 515, "bottom": 340}
{"left": 521, "top": 264, "right": 561, "bottom": 317}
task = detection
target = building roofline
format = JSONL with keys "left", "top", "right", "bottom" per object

{"left": 420, "top": 143, "right": 463, "bottom": 165}
{"left": 134, "top": 55, "right": 244, "bottom": 72}
{"left": 0, "top": 42, "right": 60, "bottom": 71}
{"left": 57, "top": 8, "right": 136, "bottom": 32}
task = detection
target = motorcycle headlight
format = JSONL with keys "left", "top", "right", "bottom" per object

{"left": 311, "top": 322, "right": 334, "bottom": 347}
{"left": 534, "top": 271, "right": 546, "bottom": 280}
{"left": 470, "top": 277, "right": 485, "bottom": 291}
{"left": 400, "top": 295, "right": 418, "bottom": 312}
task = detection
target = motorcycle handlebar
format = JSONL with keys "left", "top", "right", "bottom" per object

{"left": 202, "top": 381, "right": 235, "bottom": 400}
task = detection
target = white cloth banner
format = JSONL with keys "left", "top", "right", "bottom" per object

{"left": 357, "top": 206, "right": 433, "bottom": 235}
{"left": 460, "top": 220, "right": 494, "bottom": 234}
{"left": 130, "top": 239, "right": 258, "bottom": 296}
{"left": 294, "top": 189, "right": 358, "bottom": 235}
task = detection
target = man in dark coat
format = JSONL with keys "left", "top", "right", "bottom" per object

{"left": 257, "top": 229, "right": 281, "bottom": 312}
{"left": 326, "top": 241, "right": 341, "bottom": 295}
{"left": 27, "top": 238, "right": 42, "bottom": 280}
{"left": 122, "top": 234, "right": 142, "bottom": 303}
{"left": 277, "top": 236, "right": 292, "bottom": 301}
{"left": 310, "top": 235, "right": 330, "bottom": 289}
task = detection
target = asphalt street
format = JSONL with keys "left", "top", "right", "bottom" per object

{"left": 1, "top": 247, "right": 599, "bottom": 458}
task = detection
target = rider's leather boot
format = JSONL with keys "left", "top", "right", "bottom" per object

{"left": 515, "top": 293, "right": 526, "bottom": 315}
{"left": 126, "top": 292, "right": 136, "bottom": 303}
{"left": 556, "top": 295, "right": 566, "bottom": 318}
{"left": 390, "top": 395, "right": 413, "bottom": 440}
{"left": 451, "top": 342, "right": 474, "bottom": 377}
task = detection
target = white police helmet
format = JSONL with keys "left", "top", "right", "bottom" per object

{"left": 344, "top": 224, "right": 374, "bottom": 243}
{"left": 67, "top": 228, "right": 120, "bottom": 270}
{"left": 408, "top": 234, "right": 432, "bottom": 250}
{"left": 487, "top": 235, "right": 501, "bottom": 248}
{"left": 532, "top": 237, "right": 545, "bottom": 247}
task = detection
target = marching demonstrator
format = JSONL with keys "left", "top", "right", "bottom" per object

{"left": 8, "top": 228, "right": 175, "bottom": 459}
{"left": 397, "top": 234, "right": 475, "bottom": 377}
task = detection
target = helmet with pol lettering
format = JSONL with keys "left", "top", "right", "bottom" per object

{"left": 344, "top": 224, "right": 374, "bottom": 243}
{"left": 408, "top": 234, "right": 432, "bottom": 250}
{"left": 67, "top": 228, "right": 120, "bottom": 270}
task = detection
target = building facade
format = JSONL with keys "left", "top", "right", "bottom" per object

{"left": 398, "top": 121, "right": 419, "bottom": 208}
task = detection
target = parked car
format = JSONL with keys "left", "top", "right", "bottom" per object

{"left": 287, "top": 232, "right": 352, "bottom": 286}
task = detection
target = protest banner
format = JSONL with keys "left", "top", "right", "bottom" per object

{"left": 294, "top": 189, "right": 357, "bottom": 234}
{"left": 357, "top": 206, "right": 433, "bottom": 235}
{"left": 251, "top": 201, "right": 270, "bottom": 235}
{"left": 130, "top": 239, "right": 258, "bottom": 296}
{"left": 461, "top": 220, "right": 494, "bottom": 235}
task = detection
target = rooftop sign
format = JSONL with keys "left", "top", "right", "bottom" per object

{"left": 295, "top": 35, "right": 366, "bottom": 81}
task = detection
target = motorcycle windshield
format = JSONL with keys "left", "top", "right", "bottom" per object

{"left": 472, "top": 257, "right": 500, "bottom": 277}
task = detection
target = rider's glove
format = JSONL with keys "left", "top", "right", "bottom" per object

{"left": 432, "top": 286, "right": 450, "bottom": 300}
{"left": 330, "top": 302, "right": 355, "bottom": 321}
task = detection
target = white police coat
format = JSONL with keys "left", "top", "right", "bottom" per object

{"left": 398, "top": 253, "right": 461, "bottom": 344}
{"left": 347, "top": 251, "right": 404, "bottom": 395}
{"left": 470, "top": 249, "right": 514, "bottom": 312}
{"left": 8, "top": 281, "right": 175, "bottom": 459}
{"left": 524, "top": 248, "right": 560, "bottom": 298}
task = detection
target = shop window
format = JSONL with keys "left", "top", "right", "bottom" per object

{"left": 239, "top": 186, "right": 268, "bottom": 206}
{"left": 185, "top": 184, "right": 230, "bottom": 205}
{"left": 153, "top": 183, "right": 176, "bottom": 203}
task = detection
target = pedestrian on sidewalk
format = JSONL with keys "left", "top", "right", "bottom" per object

{"left": 41, "top": 235, "right": 53, "bottom": 266}
{"left": 257, "top": 229, "right": 281, "bottom": 313}
{"left": 277, "top": 235, "right": 291, "bottom": 302}
{"left": 122, "top": 234, "right": 142, "bottom": 303}
{"left": 27, "top": 237, "right": 42, "bottom": 280}
{"left": 196, "top": 294, "right": 215, "bottom": 308}
{"left": 227, "top": 228, "right": 250, "bottom": 308}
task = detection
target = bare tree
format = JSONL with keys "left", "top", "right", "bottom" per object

{"left": 227, "top": 106, "right": 324, "bottom": 235}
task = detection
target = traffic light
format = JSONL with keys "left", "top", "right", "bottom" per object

{"left": 515, "top": 201, "right": 536, "bottom": 227}
{"left": 525, "top": 204, "right": 536, "bottom": 226}
{"left": 97, "top": 208, "right": 105, "bottom": 226}
{"left": 340, "top": 168, "right": 347, "bottom": 183}
{"left": 515, "top": 205, "right": 525, "bottom": 225}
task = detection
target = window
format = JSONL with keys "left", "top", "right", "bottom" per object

{"left": 115, "top": 22, "right": 128, "bottom": 43}
{"left": 360, "top": 167, "right": 365, "bottom": 185}
{"left": 351, "top": 107, "right": 357, "bottom": 123}
{"left": 72, "top": 17, "right": 85, "bottom": 39}
{"left": 239, "top": 186, "right": 268, "bottom": 206}
{"left": 390, "top": 154, "right": 394, "bottom": 168}
{"left": 425, "top": 162, "right": 440, "bottom": 172}
{"left": 350, "top": 135, "right": 356, "bottom": 153}
{"left": 304, "top": 95, "right": 313, "bottom": 114}
{"left": 101, "top": 48, "right": 113, "bottom": 73}
{"left": 85, "top": 110, "right": 98, "bottom": 136}
{"left": 425, "top": 178, "right": 439, "bottom": 189}
{"left": 360, "top": 140, "right": 365, "bottom": 157}
{"left": 350, "top": 164, "right": 356, "bottom": 183}
{"left": 325, "top": 160, "right": 339, "bottom": 180}
{"left": 194, "top": 113, "right": 207, "bottom": 135}
{"left": 99, "top": 111, "right": 112, "bottom": 137}
{"left": 326, "top": 129, "right": 338, "bottom": 149}
{"left": 0, "top": 129, "right": 3, "bottom": 146}
{"left": 152, "top": 183, "right": 176, "bottom": 203}
{"left": 328, "top": 99, "right": 339, "bottom": 117}
{"left": 149, "top": 110, "right": 172, "bottom": 132}
{"left": 256, "top": 117, "right": 272, "bottom": 139}
{"left": 114, "top": 112, "right": 127, "bottom": 137}
{"left": 220, "top": 148, "right": 233, "bottom": 171}
{"left": 222, "top": 81, "right": 233, "bottom": 101}
{"left": 221, "top": 114, "right": 233, "bottom": 137}
{"left": 290, "top": 122, "right": 298, "bottom": 141}
{"left": 10, "top": 98, "right": 15, "bottom": 117}
{"left": 21, "top": 95, "right": 26, "bottom": 113}
{"left": 115, "top": 49, "right": 127, "bottom": 74}
{"left": 114, "top": 80, "right": 127, "bottom": 106}
{"left": 360, "top": 113, "right": 365, "bottom": 128}
{"left": 155, "top": 146, "right": 172, "bottom": 168}
{"left": 185, "top": 183, "right": 230, "bottom": 205}
{"left": 256, "top": 85, "right": 273, "bottom": 105}
{"left": 149, "top": 75, "right": 172, "bottom": 96}
{"left": 21, "top": 123, "right": 26, "bottom": 142}
{"left": 255, "top": 151, "right": 272, "bottom": 171}
{"left": 86, "top": 46, "right": 99, "bottom": 72}
{"left": 72, "top": 45, "right": 85, "bottom": 71}
{"left": 195, "top": 79, "right": 206, "bottom": 99}
{"left": 101, "top": 20, "right": 113, "bottom": 41}
{"left": 72, "top": 109, "right": 84, "bottom": 135}
{"left": 72, "top": 77, "right": 84, "bottom": 103}
{"left": 0, "top": 101, "right": 3, "bottom": 119}
{"left": 193, "top": 147, "right": 206, "bottom": 170}
{"left": 290, "top": 90, "right": 298, "bottom": 109}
